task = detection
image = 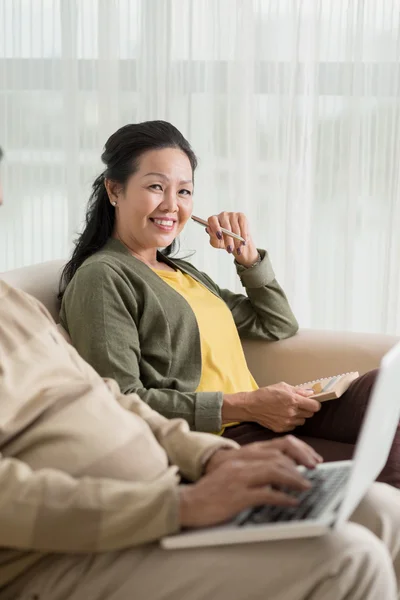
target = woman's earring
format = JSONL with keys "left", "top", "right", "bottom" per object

{"left": 112, "top": 201, "right": 117, "bottom": 207}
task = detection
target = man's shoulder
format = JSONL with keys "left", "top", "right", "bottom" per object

{"left": 0, "top": 278, "right": 12, "bottom": 297}
{"left": 0, "top": 278, "right": 37, "bottom": 306}
{"left": 0, "top": 279, "right": 55, "bottom": 326}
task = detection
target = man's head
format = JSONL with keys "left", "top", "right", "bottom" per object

{"left": 0, "top": 146, "right": 3, "bottom": 206}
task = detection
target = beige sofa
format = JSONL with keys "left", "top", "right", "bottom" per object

{"left": 2, "top": 259, "right": 398, "bottom": 389}
{"left": 2, "top": 258, "right": 400, "bottom": 464}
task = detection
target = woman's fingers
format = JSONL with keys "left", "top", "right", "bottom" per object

{"left": 296, "top": 409, "right": 315, "bottom": 419}
{"left": 221, "top": 212, "right": 244, "bottom": 254}
{"left": 296, "top": 388, "right": 316, "bottom": 397}
{"left": 295, "top": 395, "right": 321, "bottom": 413}
{"left": 206, "top": 212, "right": 250, "bottom": 255}
{"left": 237, "top": 212, "right": 248, "bottom": 247}
{"left": 207, "top": 215, "right": 224, "bottom": 248}
{"left": 217, "top": 212, "right": 236, "bottom": 254}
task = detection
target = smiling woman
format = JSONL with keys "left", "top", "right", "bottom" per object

{"left": 103, "top": 149, "right": 194, "bottom": 272}
{"left": 59, "top": 120, "right": 304, "bottom": 437}
{"left": 59, "top": 121, "right": 198, "bottom": 285}
{"left": 58, "top": 120, "right": 400, "bottom": 490}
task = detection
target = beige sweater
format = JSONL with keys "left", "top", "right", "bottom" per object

{"left": 0, "top": 280, "right": 237, "bottom": 589}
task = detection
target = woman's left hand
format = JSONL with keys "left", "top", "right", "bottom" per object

{"left": 206, "top": 211, "right": 260, "bottom": 268}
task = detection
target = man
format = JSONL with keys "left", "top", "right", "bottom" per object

{"left": 0, "top": 146, "right": 400, "bottom": 600}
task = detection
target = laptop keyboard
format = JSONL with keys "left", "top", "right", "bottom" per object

{"left": 237, "top": 465, "right": 351, "bottom": 526}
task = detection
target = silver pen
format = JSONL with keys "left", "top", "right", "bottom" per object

{"left": 191, "top": 215, "right": 245, "bottom": 243}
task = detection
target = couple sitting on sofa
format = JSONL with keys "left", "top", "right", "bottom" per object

{"left": 1, "top": 129, "right": 400, "bottom": 600}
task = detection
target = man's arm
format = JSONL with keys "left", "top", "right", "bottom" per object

{"left": 62, "top": 339, "right": 238, "bottom": 484}
{"left": 106, "top": 378, "right": 239, "bottom": 482}
{"left": 0, "top": 333, "right": 236, "bottom": 554}
{"left": 0, "top": 453, "right": 181, "bottom": 553}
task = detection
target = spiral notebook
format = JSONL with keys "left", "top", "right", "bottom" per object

{"left": 296, "top": 371, "right": 359, "bottom": 402}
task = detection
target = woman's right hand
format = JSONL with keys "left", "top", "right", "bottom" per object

{"left": 179, "top": 446, "right": 312, "bottom": 529}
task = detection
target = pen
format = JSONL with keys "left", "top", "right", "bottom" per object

{"left": 191, "top": 215, "right": 246, "bottom": 243}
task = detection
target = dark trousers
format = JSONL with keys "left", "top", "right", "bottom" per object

{"left": 223, "top": 369, "right": 400, "bottom": 488}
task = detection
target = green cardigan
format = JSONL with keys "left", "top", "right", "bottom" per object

{"left": 60, "top": 238, "right": 298, "bottom": 432}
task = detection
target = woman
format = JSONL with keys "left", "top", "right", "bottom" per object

{"left": 59, "top": 120, "right": 400, "bottom": 487}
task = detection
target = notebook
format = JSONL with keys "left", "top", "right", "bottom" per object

{"left": 296, "top": 372, "right": 359, "bottom": 402}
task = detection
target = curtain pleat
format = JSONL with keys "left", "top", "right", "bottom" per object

{"left": 0, "top": 0, "right": 399, "bottom": 334}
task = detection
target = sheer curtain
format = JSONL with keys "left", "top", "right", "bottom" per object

{"left": 1, "top": 0, "right": 399, "bottom": 334}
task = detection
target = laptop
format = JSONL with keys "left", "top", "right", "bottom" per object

{"left": 161, "top": 341, "right": 400, "bottom": 549}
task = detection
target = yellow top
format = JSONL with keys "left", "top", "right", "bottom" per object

{"left": 154, "top": 268, "right": 258, "bottom": 433}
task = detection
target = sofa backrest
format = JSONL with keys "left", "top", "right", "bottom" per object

{"left": 1, "top": 260, "right": 66, "bottom": 322}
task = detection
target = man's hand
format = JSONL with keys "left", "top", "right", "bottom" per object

{"left": 243, "top": 383, "right": 321, "bottom": 433}
{"left": 180, "top": 448, "right": 313, "bottom": 529}
{"left": 205, "top": 435, "right": 323, "bottom": 475}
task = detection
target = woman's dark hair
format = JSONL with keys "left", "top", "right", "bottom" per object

{"left": 59, "top": 120, "right": 198, "bottom": 297}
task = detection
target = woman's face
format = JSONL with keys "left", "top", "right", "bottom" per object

{"left": 110, "top": 147, "right": 194, "bottom": 252}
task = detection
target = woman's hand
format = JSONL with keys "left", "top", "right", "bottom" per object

{"left": 246, "top": 384, "right": 321, "bottom": 432}
{"left": 179, "top": 446, "right": 313, "bottom": 529}
{"left": 223, "top": 384, "right": 321, "bottom": 433}
{"left": 206, "top": 211, "right": 260, "bottom": 268}
{"left": 205, "top": 436, "right": 323, "bottom": 475}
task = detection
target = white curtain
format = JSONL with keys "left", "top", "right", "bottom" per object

{"left": 1, "top": 0, "right": 400, "bottom": 334}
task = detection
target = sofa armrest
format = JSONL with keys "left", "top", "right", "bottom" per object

{"left": 242, "top": 329, "right": 399, "bottom": 388}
